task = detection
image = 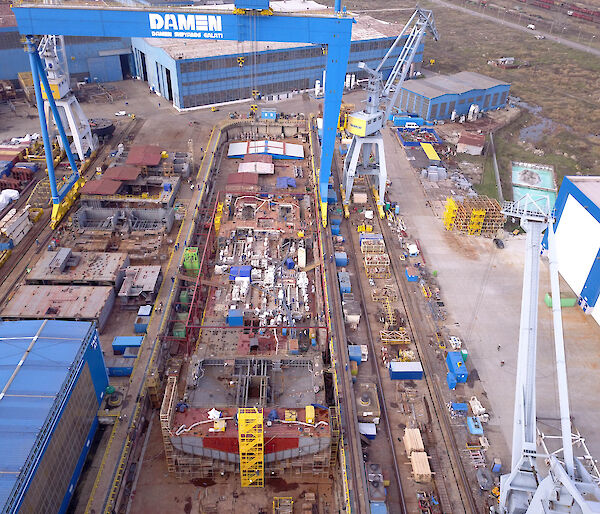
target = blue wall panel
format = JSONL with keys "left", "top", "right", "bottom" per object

{"left": 0, "top": 28, "right": 131, "bottom": 81}
{"left": 87, "top": 55, "right": 123, "bottom": 83}
{"left": 134, "top": 35, "right": 417, "bottom": 109}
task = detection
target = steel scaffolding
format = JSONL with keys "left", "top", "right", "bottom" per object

{"left": 238, "top": 407, "right": 264, "bottom": 487}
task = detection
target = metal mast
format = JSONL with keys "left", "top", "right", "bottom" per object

{"left": 498, "top": 195, "right": 600, "bottom": 514}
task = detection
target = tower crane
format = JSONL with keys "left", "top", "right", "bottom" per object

{"left": 37, "top": 35, "right": 98, "bottom": 162}
{"left": 498, "top": 195, "right": 600, "bottom": 514}
{"left": 342, "top": 8, "right": 438, "bottom": 217}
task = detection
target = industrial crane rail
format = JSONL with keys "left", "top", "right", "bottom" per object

{"left": 330, "top": 157, "right": 408, "bottom": 513}
{"left": 367, "top": 179, "right": 479, "bottom": 513}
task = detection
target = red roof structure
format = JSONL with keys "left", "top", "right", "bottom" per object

{"left": 126, "top": 145, "right": 162, "bottom": 166}
{"left": 103, "top": 165, "right": 141, "bottom": 181}
{"left": 80, "top": 178, "right": 122, "bottom": 195}
{"left": 226, "top": 173, "right": 259, "bottom": 186}
{"left": 243, "top": 154, "right": 273, "bottom": 164}
{"left": 458, "top": 132, "right": 485, "bottom": 147}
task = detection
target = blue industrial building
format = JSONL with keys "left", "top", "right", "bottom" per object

{"left": 549, "top": 176, "right": 600, "bottom": 326}
{"left": 0, "top": 6, "right": 133, "bottom": 82}
{"left": 131, "top": 13, "right": 424, "bottom": 109}
{"left": 396, "top": 71, "right": 510, "bottom": 121}
{"left": 0, "top": 320, "right": 108, "bottom": 514}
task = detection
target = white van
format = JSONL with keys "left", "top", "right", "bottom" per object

{"left": 527, "top": 23, "right": 536, "bottom": 30}
{"left": 404, "top": 121, "right": 420, "bottom": 129}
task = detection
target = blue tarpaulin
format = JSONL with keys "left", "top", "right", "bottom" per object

{"left": 229, "top": 265, "right": 252, "bottom": 281}
{"left": 276, "top": 177, "right": 297, "bottom": 188}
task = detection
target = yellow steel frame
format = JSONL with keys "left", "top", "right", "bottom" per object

{"left": 273, "top": 497, "right": 293, "bottom": 513}
{"left": 442, "top": 197, "right": 457, "bottom": 231}
{"left": 51, "top": 176, "right": 85, "bottom": 229}
{"left": 468, "top": 208, "right": 485, "bottom": 235}
{"left": 238, "top": 407, "right": 264, "bottom": 487}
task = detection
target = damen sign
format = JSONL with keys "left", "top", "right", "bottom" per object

{"left": 148, "top": 13, "right": 224, "bottom": 38}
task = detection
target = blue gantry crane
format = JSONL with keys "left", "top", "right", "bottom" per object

{"left": 12, "top": 0, "right": 354, "bottom": 227}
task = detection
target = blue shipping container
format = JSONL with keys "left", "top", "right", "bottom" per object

{"left": 335, "top": 252, "right": 349, "bottom": 267}
{"left": 227, "top": 309, "right": 244, "bottom": 327}
{"left": 446, "top": 351, "right": 468, "bottom": 382}
{"left": 389, "top": 361, "right": 423, "bottom": 380}
{"left": 348, "top": 345, "right": 362, "bottom": 363}
{"left": 331, "top": 225, "right": 341, "bottom": 236}
{"left": 112, "top": 335, "right": 144, "bottom": 354}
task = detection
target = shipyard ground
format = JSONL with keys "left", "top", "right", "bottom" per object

{"left": 382, "top": 126, "right": 600, "bottom": 461}
{"left": 2, "top": 80, "right": 599, "bottom": 513}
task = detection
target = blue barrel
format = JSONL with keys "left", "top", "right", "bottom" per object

{"left": 331, "top": 225, "right": 340, "bottom": 236}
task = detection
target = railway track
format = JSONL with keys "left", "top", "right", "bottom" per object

{"left": 366, "top": 184, "right": 479, "bottom": 514}
{"left": 328, "top": 158, "right": 407, "bottom": 514}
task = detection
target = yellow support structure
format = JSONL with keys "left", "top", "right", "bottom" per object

{"left": 51, "top": 177, "right": 85, "bottom": 229}
{"left": 442, "top": 197, "right": 457, "bottom": 231}
{"left": 238, "top": 408, "right": 264, "bottom": 487}
{"left": 214, "top": 201, "right": 224, "bottom": 233}
{"left": 468, "top": 208, "right": 486, "bottom": 235}
{"left": 371, "top": 186, "right": 385, "bottom": 218}
{"left": 273, "top": 497, "right": 293, "bottom": 513}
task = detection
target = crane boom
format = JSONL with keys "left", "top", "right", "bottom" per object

{"left": 342, "top": 8, "right": 438, "bottom": 215}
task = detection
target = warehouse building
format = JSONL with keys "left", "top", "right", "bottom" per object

{"left": 396, "top": 71, "right": 510, "bottom": 121}
{"left": 0, "top": 320, "right": 108, "bottom": 514}
{"left": 549, "top": 176, "right": 600, "bottom": 326}
{"left": 131, "top": 5, "right": 424, "bottom": 109}
{"left": 0, "top": 5, "right": 133, "bottom": 82}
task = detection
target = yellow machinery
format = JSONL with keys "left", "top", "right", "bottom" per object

{"left": 337, "top": 102, "right": 354, "bottom": 132}
{"left": 238, "top": 408, "right": 264, "bottom": 487}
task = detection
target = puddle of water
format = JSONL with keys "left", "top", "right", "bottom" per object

{"left": 509, "top": 96, "right": 569, "bottom": 144}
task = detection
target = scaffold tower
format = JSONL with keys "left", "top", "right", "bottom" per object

{"left": 238, "top": 408, "right": 265, "bottom": 487}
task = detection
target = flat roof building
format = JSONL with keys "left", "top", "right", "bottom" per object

{"left": 131, "top": 6, "right": 425, "bottom": 109}
{"left": 0, "top": 320, "right": 108, "bottom": 514}
{"left": 397, "top": 71, "right": 510, "bottom": 121}
{"left": 549, "top": 176, "right": 600, "bottom": 326}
